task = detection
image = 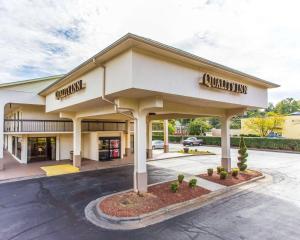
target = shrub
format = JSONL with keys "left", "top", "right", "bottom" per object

{"left": 207, "top": 168, "right": 213, "bottom": 176}
{"left": 238, "top": 136, "right": 248, "bottom": 171}
{"left": 178, "top": 174, "right": 184, "bottom": 184}
{"left": 231, "top": 168, "right": 239, "bottom": 177}
{"left": 220, "top": 171, "right": 228, "bottom": 180}
{"left": 188, "top": 178, "right": 197, "bottom": 188}
{"left": 217, "top": 166, "right": 225, "bottom": 174}
{"left": 197, "top": 136, "right": 300, "bottom": 152}
{"left": 170, "top": 181, "right": 179, "bottom": 193}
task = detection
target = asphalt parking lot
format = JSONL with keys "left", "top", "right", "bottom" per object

{"left": 1, "top": 145, "right": 300, "bottom": 240}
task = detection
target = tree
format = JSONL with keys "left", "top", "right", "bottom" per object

{"left": 244, "top": 114, "right": 284, "bottom": 137}
{"left": 237, "top": 136, "right": 248, "bottom": 171}
{"left": 230, "top": 116, "right": 241, "bottom": 129}
{"left": 274, "top": 98, "right": 300, "bottom": 115}
{"left": 266, "top": 103, "right": 275, "bottom": 113}
{"left": 188, "top": 118, "right": 212, "bottom": 135}
{"left": 168, "top": 119, "right": 176, "bottom": 135}
{"left": 208, "top": 117, "right": 221, "bottom": 129}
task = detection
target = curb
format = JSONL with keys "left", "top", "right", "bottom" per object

{"left": 85, "top": 173, "right": 271, "bottom": 230}
{"left": 148, "top": 152, "right": 216, "bottom": 162}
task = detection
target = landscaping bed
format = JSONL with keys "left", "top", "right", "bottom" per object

{"left": 198, "top": 169, "right": 262, "bottom": 186}
{"left": 99, "top": 181, "right": 210, "bottom": 217}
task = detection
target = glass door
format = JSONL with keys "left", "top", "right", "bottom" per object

{"left": 98, "top": 137, "right": 121, "bottom": 161}
{"left": 98, "top": 138, "right": 110, "bottom": 161}
{"left": 109, "top": 138, "right": 121, "bottom": 159}
{"left": 27, "top": 137, "right": 56, "bottom": 162}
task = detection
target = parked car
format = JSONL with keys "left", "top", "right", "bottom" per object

{"left": 182, "top": 137, "right": 203, "bottom": 146}
{"left": 152, "top": 140, "right": 164, "bottom": 149}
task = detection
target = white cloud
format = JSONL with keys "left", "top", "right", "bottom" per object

{"left": 0, "top": 0, "right": 299, "bottom": 103}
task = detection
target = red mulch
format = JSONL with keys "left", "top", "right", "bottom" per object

{"left": 198, "top": 170, "right": 262, "bottom": 186}
{"left": 99, "top": 181, "right": 210, "bottom": 217}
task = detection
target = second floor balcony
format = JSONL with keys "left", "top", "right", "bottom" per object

{"left": 4, "top": 119, "right": 132, "bottom": 133}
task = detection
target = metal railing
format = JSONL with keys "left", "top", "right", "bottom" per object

{"left": 4, "top": 119, "right": 128, "bottom": 133}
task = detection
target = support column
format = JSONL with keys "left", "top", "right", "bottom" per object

{"left": 73, "top": 118, "right": 82, "bottom": 168}
{"left": 21, "top": 135, "right": 28, "bottom": 164}
{"left": 125, "top": 120, "right": 131, "bottom": 157}
{"left": 56, "top": 135, "right": 60, "bottom": 161}
{"left": 147, "top": 120, "right": 153, "bottom": 159}
{"left": 163, "top": 119, "right": 169, "bottom": 153}
{"left": 133, "top": 112, "right": 147, "bottom": 193}
{"left": 0, "top": 106, "right": 4, "bottom": 170}
{"left": 221, "top": 116, "right": 231, "bottom": 172}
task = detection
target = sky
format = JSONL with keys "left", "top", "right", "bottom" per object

{"left": 0, "top": 0, "right": 299, "bottom": 104}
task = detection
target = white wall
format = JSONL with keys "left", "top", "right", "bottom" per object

{"left": 6, "top": 105, "right": 60, "bottom": 120}
{"left": 59, "top": 134, "right": 73, "bottom": 160}
{"left": 45, "top": 67, "right": 103, "bottom": 112}
{"left": 82, "top": 131, "right": 125, "bottom": 161}
{"left": 105, "top": 50, "right": 133, "bottom": 94}
{"left": 131, "top": 50, "right": 268, "bottom": 108}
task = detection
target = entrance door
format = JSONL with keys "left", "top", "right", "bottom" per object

{"left": 98, "top": 137, "right": 121, "bottom": 161}
{"left": 27, "top": 137, "right": 56, "bottom": 162}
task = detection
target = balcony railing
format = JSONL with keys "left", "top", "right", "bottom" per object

{"left": 4, "top": 119, "right": 129, "bottom": 133}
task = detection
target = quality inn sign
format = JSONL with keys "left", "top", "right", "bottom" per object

{"left": 55, "top": 80, "right": 86, "bottom": 100}
{"left": 201, "top": 73, "right": 248, "bottom": 94}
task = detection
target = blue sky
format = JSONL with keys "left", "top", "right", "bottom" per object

{"left": 0, "top": 0, "right": 299, "bottom": 103}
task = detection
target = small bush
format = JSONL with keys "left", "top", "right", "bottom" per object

{"left": 231, "top": 168, "right": 239, "bottom": 177}
{"left": 220, "top": 171, "right": 228, "bottom": 180}
{"left": 207, "top": 168, "right": 213, "bottom": 176}
{"left": 178, "top": 174, "right": 184, "bottom": 184}
{"left": 217, "top": 166, "right": 225, "bottom": 174}
{"left": 183, "top": 147, "right": 189, "bottom": 153}
{"left": 188, "top": 178, "right": 197, "bottom": 188}
{"left": 238, "top": 163, "right": 247, "bottom": 171}
{"left": 170, "top": 181, "right": 179, "bottom": 193}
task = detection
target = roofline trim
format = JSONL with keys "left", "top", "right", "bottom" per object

{"left": 39, "top": 33, "right": 280, "bottom": 95}
{"left": 0, "top": 74, "right": 64, "bottom": 89}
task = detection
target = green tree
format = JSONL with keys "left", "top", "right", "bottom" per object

{"left": 274, "top": 98, "right": 300, "bottom": 115}
{"left": 208, "top": 117, "right": 221, "bottom": 129}
{"left": 237, "top": 136, "right": 248, "bottom": 171}
{"left": 230, "top": 116, "right": 241, "bottom": 129}
{"left": 266, "top": 103, "right": 275, "bottom": 113}
{"left": 188, "top": 118, "right": 212, "bottom": 135}
{"left": 168, "top": 119, "right": 176, "bottom": 135}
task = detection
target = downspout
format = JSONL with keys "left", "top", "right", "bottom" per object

{"left": 100, "top": 63, "right": 141, "bottom": 192}
{"left": 100, "top": 64, "right": 135, "bottom": 120}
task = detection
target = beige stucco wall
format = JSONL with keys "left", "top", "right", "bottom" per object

{"left": 45, "top": 67, "right": 103, "bottom": 112}
{"left": 282, "top": 116, "right": 300, "bottom": 139}
{"left": 105, "top": 50, "right": 133, "bottom": 95}
{"left": 45, "top": 48, "right": 269, "bottom": 114}
{"left": 131, "top": 50, "right": 268, "bottom": 108}
{"left": 59, "top": 134, "right": 73, "bottom": 160}
{"left": 83, "top": 131, "right": 125, "bottom": 161}
{"left": 6, "top": 105, "right": 60, "bottom": 120}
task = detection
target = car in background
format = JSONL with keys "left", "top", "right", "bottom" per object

{"left": 152, "top": 140, "right": 164, "bottom": 149}
{"left": 182, "top": 137, "right": 203, "bottom": 146}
